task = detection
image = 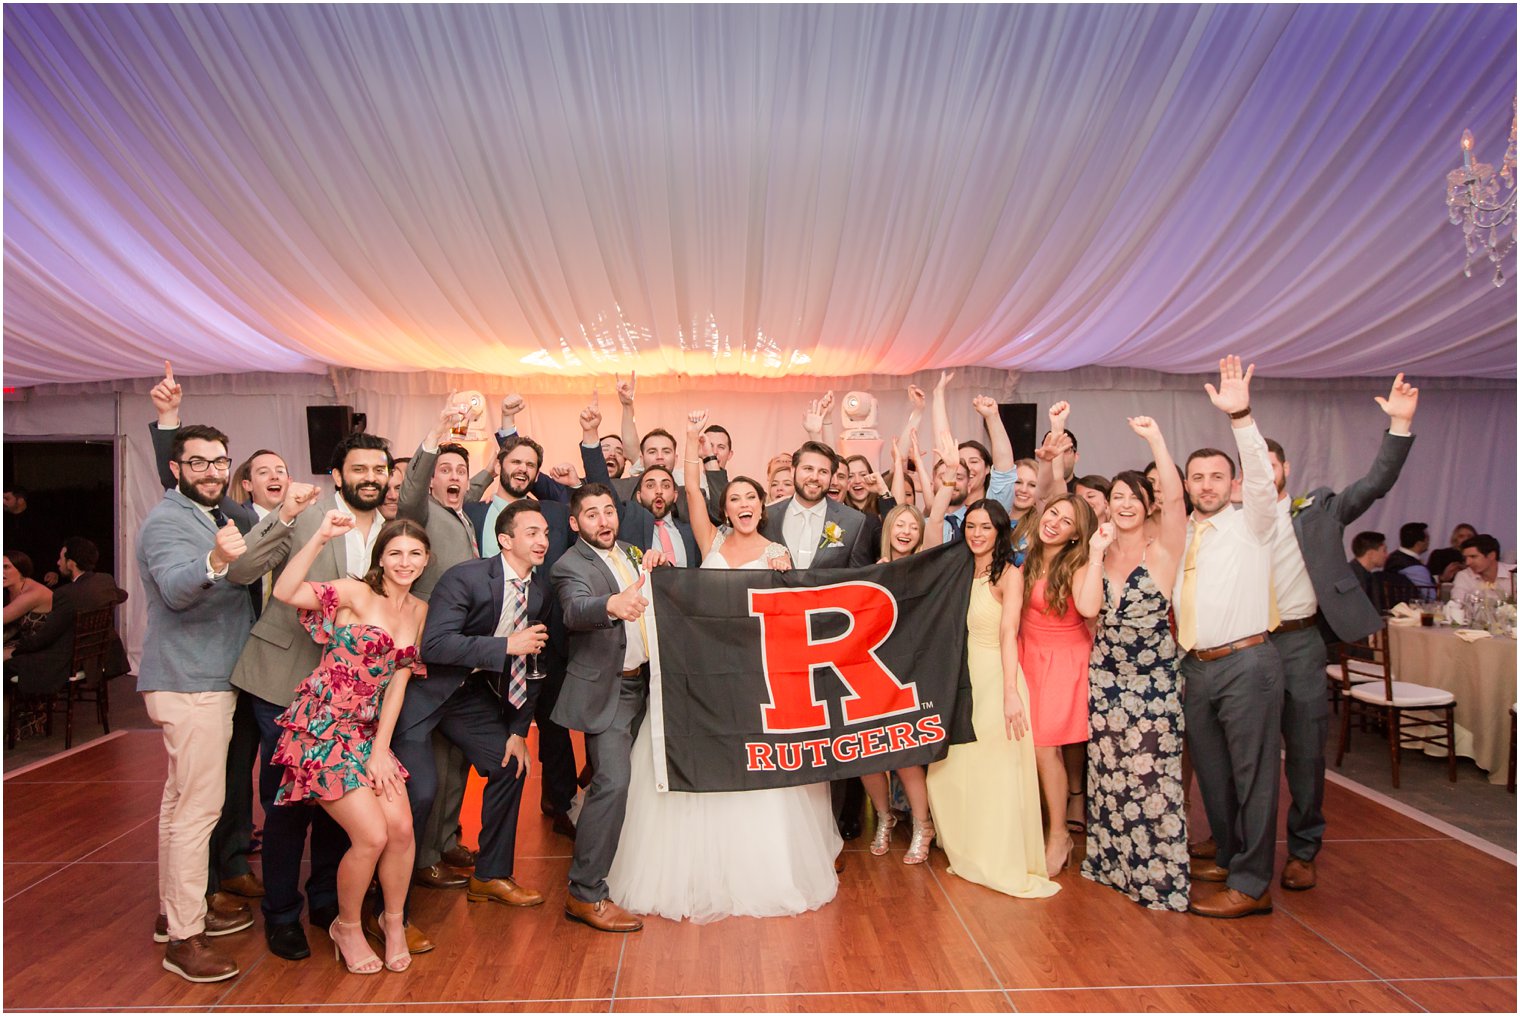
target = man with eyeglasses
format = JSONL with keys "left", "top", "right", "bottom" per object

{"left": 137, "top": 424, "right": 264, "bottom": 982}
{"left": 225, "top": 429, "right": 416, "bottom": 960}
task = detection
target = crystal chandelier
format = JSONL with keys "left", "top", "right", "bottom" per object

{"left": 1445, "top": 97, "right": 1517, "bottom": 287}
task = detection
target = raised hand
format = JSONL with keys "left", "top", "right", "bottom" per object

{"left": 316, "top": 509, "right": 356, "bottom": 541}
{"left": 687, "top": 409, "right": 709, "bottom": 438}
{"left": 817, "top": 390, "right": 835, "bottom": 419}
{"left": 866, "top": 468, "right": 889, "bottom": 496}
{"left": 971, "top": 394, "right": 999, "bottom": 419}
{"left": 935, "top": 428, "right": 959, "bottom": 473}
{"left": 1036, "top": 430, "right": 1073, "bottom": 464}
{"left": 1048, "top": 400, "right": 1071, "bottom": 431}
{"left": 209, "top": 519, "right": 246, "bottom": 571}
{"left": 1205, "top": 355, "right": 1255, "bottom": 416}
{"left": 547, "top": 462, "right": 577, "bottom": 485}
{"left": 1127, "top": 416, "right": 1162, "bottom": 443}
{"left": 501, "top": 393, "right": 526, "bottom": 420}
{"left": 935, "top": 370, "right": 955, "bottom": 393}
{"left": 1374, "top": 372, "right": 1419, "bottom": 423}
{"left": 1090, "top": 521, "right": 1116, "bottom": 555}
{"left": 507, "top": 622, "right": 549, "bottom": 657}
{"left": 579, "top": 389, "right": 602, "bottom": 433}
{"left": 890, "top": 437, "right": 904, "bottom": 468}
{"left": 280, "top": 481, "right": 321, "bottom": 521}
{"left": 803, "top": 400, "right": 824, "bottom": 437}
{"left": 149, "top": 360, "right": 182, "bottom": 421}
{"left": 607, "top": 571, "right": 649, "bottom": 621}
{"left": 906, "top": 384, "right": 926, "bottom": 412}
{"left": 615, "top": 371, "right": 637, "bottom": 407}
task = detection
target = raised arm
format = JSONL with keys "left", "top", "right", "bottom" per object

{"left": 682, "top": 410, "right": 720, "bottom": 556}
{"left": 149, "top": 360, "right": 182, "bottom": 489}
{"left": 1129, "top": 416, "right": 1186, "bottom": 571}
{"left": 1074, "top": 523, "right": 1113, "bottom": 619}
{"left": 399, "top": 404, "right": 462, "bottom": 523}
{"left": 616, "top": 372, "right": 639, "bottom": 459}
{"left": 931, "top": 371, "right": 955, "bottom": 451}
{"left": 818, "top": 390, "right": 836, "bottom": 448}
{"left": 1033, "top": 426, "right": 1072, "bottom": 506}
{"left": 972, "top": 394, "right": 1015, "bottom": 471}
{"left": 920, "top": 439, "right": 958, "bottom": 550}
{"left": 889, "top": 438, "right": 908, "bottom": 506}
{"left": 898, "top": 384, "right": 925, "bottom": 465}
{"left": 272, "top": 510, "right": 355, "bottom": 610}
{"left": 1208, "top": 357, "right": 1275, "bottom": 543}
{"left": 1330, "top": 374, "right": 1419, "bottom": 525}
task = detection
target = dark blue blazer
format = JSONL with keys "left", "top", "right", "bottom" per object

{"left": 617, "top": 499, "right": 700, "bottom": 567}
{"left": 489, "top": 431, "right": 613, "bottom": 504}
{"left": 410, "top": 555, "right": 560, "bottom": 737}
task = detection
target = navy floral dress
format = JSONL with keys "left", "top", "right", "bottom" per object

{"left": 272, "top": 583, "right": 421, "bottom": 804}
{"left": 1082, "top": 562, "right": 1189, "bottom": 911}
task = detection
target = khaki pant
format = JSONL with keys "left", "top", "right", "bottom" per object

{"left": 145, "top": 690, "right": 236, "bottom": 940}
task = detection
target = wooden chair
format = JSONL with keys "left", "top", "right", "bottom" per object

{"left": 1334, "top": 626, "right": 1456, "bottom": 788}
{"left": 1324, "top": 640, "right": 1382, "bottom": 714}
{"left": 64, "top": 606, "right": 118, "bottom": 748}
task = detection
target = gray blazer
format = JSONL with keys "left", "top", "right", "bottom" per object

{"left": 549, "top": 539, "right": 637, "bottom": 736}
{"left": 226, "top": 495, "right": 347, "bottom": 708}
{"left": 1291, "top": 430, "right": 1415, "bottom": 643}
{"left": 398, "top": 443, "right": 491, "bottom": 600}
{"left": 135, "top": 489, "right": 257, "bottom": 694}
{"left": 761, "top": 497, "right": 874, "bottom": 569}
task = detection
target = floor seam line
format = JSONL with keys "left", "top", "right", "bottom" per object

{"left": 609, "top": 926, "right": 628, "bottom": 1012}
{"left": 925, "top": 862, "right": 1017, "bottom": 1010}
{"left": 3, "top": 813, "right": 157, "bottom": 903}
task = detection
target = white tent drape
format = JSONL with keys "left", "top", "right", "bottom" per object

{"left": 5, "top": 5, "right": 1515, "bottom": 386}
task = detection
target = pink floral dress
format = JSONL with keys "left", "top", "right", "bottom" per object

{"left": 272, "top": 583, "right": 422, "bottom": 803}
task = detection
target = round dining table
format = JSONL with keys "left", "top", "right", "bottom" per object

{"left": 1386, "top": 622, "right": 1517, "bottom": 785}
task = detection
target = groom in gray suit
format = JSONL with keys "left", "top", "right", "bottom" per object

{"left": 550, "top": 483, "right": 667, "bottom": 933}
{"left": 1257, "top": 374, "right": 1417, "bottom": 893}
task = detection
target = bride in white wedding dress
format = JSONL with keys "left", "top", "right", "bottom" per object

{"left": 606, "top": 411, "right": 842, "bottom": 923}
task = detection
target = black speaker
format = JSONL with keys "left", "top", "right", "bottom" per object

{"left": 998, "top": 403, "right": 1039, "bottom": 461}
{"left": 305, "top": 405, "right": 356, "bottom": 474}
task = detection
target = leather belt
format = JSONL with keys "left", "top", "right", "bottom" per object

{"left": 1273, "top": 614, "right": 1320, "bottom": 634}
{"left": 622, "top": 666, "right": 646, "bottom": 677}
{"left": 1187, "top": 633, "right": 1269, "bottom": 663}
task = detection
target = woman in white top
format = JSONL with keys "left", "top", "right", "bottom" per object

{"left": 606, "top": 411, "right": 842, "bottom": 922}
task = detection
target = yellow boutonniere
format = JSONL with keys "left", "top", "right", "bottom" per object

{"left": 1290, "top": 495, "right": 1315, "bottom": 517}
{"left": 625, "top": 545, "right": 644, "bottom": 566}
{"left": 819, "top": 522, "right": 845, "bottom": 550}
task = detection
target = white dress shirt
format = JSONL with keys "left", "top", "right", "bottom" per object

{"left": 596, "top": 545, "right": 649, "bottom": 672}
{"left": 334, "top": 490, "right": 384, "bottom": 579}
{"left": 1270, "top": 497, "right": 1318, "bottom": 622}
{"left": 1451, "top": 565, "right": 1515, "bottom": 602}
{"left": 1176, "top": 421, "right": 1278, "bottom": 650}
{"left": 783, "top": 498, "right": 828, "bottom": 569}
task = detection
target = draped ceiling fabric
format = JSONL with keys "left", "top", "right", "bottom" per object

{"left": 3, "top": 4, "right": 1516, "bottom": 388}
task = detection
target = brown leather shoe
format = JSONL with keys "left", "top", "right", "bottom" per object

{"left": 412, "top": 863, "right": 469, "bottom": 890}
{"left": 834, "top": 853, "right": 846, "bottom": 874}
{"left": 157, "top": 905, "right": 255, "bottom": 942}
{"left": 208, "top": 891, "right": 251, "bottom": 916}
{"left": 220, "top": 872, "right": 265, "bottom": 898}
{"left": 1188, "top": 836, "right": 1217, "bottom": 859}
{"left": 564, "top": 896, "right": 642, "bottom": 932}
{"left": 1190, "top": 859, "right": 1229, "bottom": 883}
{"left": 467, "top": 875, "right": 544, "bottom": 907}
{"left": 1281, "top": 857, "right": 1317, "bottom": 891}
{"left": 163, "top": 933, "right": 240, "bottom": 982}
{"left": 441, "top": 844, "right": 477, "bottom": 869}
{"left": 361, "top": 911, "right": 435, "bottom": 954}
{"left": 1188, "top": 886, "right": 1273, "bottom": 919}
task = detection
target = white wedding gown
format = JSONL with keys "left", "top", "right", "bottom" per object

{"left": 606, "top": 534, "right": 842, "bottom": 922}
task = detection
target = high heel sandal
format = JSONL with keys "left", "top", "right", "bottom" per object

{"left": 1065, "top": 790, "right": 1086, "bottom": 836}
{"left": 903, "top": 817, "right": 934, "bottom": 865}
{"left": 869, "top": 810, "right": 898, "bottom": 856}
{"left": 330, "top": 918, "right": 383, "bottom": 975}
{"left": 1045, "top": 836, "right": 1074, "bottom": 879}
{"left": 380, "top": 912, "right": 412, "bottom": 972}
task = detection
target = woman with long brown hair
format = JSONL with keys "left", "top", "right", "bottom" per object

{"left": 270, "top": 515, "right": 431, "bottom": 975}
{"left": 1013, "top": 494, "right": 1099, "bottom": 877}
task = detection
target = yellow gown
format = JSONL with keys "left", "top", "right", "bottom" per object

{"left": 926, "top": 576, "right": 1060, "bottom": 899}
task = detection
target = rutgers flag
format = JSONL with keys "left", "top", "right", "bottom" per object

{"left": 646, "top": 542, "right": 976, "bottom": 792}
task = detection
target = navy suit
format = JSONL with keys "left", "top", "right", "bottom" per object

{"left": 398, "top": 556, "right": 558, "bottom": 885}
{"left": 617, "top": 499, "right": 700, "bottom": 567}
{"left": 463, "top": 496, "right": 579, "bottom": 815}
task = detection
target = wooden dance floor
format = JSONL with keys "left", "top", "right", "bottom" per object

{"left": 4, "top": 730, "right": 1515, "bottom": 1012}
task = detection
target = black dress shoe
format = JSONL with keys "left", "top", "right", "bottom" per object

{"left": 265, "top": 921, "right": 311, "bottom": 961}
{"left": 549, "top": 811, "right": 576, "bottom": 839}
{"left": 838, "top": 816, "right": 862, "bottom": 841}
{"left": 309, "top": 902, "right": 339, "bottom": 931}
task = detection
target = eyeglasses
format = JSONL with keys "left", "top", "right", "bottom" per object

{"left": 178, "top": 456, "right": 233, "bottom": 473}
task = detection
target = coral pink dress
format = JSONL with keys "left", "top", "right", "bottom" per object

{"left": 1018, "top": 578, "right": 1094, "bottom": 747}
{"left": 272, "top": 583, "right": 421, "bottom": 803}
